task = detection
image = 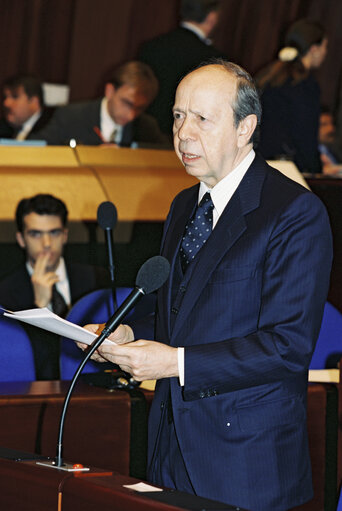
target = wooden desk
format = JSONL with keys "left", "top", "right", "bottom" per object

{"left": 0, "top": 454, "right": 244, "bottom": 511}
{"left": 0, "top": 379, "right": 337, "bottom": 510}
{"left": 0, "top": 166, "right": 108, "bottom": 221}
{"left": 0, "top": 146, "right": 196, "bottom": 222}
{"left": 293, "top": 383, "right": 338, "bottom": 511}
{"left": 306, "top": 176, "right": 342, "bottom": 313}
{"left": 0, "top": 380, "right": 148, "bottom": 477}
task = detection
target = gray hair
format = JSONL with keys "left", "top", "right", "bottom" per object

{"left": 198, "top": 59, "right": 262, "bottom": 145}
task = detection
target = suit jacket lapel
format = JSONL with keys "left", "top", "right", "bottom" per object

{"left": 170, "top": 157, "right": 267, "bottom": 342}
{"left": 121, "top": 121, "right": 134, "bottom": 147}
{"left": 159, "top": 186, "right": 198, "bottom": 336}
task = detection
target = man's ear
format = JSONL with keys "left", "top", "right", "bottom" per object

{"left": 237, "top": 114, "right": 257, "bottom": 148}
{"left": 28, "top": 95, "right": 40, "bottom": 111}
{"left": 62, "top": 228, "right": 68, "bottom": 245}
{"left": 205, "top": 10, "right": 219, "bottom": 33}
{"left": 104, "top": 83, "right": 115, "bottom": 99}
{"left": 16, "top": 231, "right": 26, "bottom": 249}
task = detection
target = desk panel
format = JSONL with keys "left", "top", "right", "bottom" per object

{"left": 93, "top": 166, "right": 197, "bottom": 221}
{"left": 75, "top": 146, "right": 181, "bottom": 168}
{"left": 0, "top": 167, "right": 107, "bottom": 220}
{"left": 0, "top": 146, "right": 77, "bottom": 166}
{"left": 0, "top": 381, "right": 137, "bottom": 475}
{"left": 0, "top": 455, "right": 242, "bottom": 511}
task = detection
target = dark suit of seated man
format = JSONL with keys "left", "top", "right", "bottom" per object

{"left": 0, "top": 194, "right": 108, "bottom": 380}
{"left": 29, "top": 61, "right": 169, "bottom": 147}
{"left": 0, "top": 75, "right": 53, "bottom": 140}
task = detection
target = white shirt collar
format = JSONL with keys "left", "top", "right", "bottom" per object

{"left": 100, "top": 97, "right": 122, "bottom": 143}
{"left": 199, "top": 149, "right": 255, "bottom": 227}
{"left": 180, "top": 21, "right": 212, "bottom": 45}
{"left": 16, "top": 110, "right": 42, "bottom": 140}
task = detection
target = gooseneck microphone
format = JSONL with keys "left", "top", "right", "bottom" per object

{"left": 55, "top": 255, "right": 170, "bottom": 468}
{"left": 97, "top": 201, "right": 118, "bottom": 310}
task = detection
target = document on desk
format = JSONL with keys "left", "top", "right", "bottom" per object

{"left": 1, "top": 307, "right": 111, "bottom": 345}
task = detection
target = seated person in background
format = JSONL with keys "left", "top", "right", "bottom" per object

{"left": 0, "top": 75, "right": 53, "bottom": 140}
{"left": 319, "top": 107, "right": 342, "bottom": 175}
{"left": 30, "top": 61, "right": 168, "bottom": 147}
{"left": 0, "top": 194, "right": 108, "bottom": 380}
{"left": 138, "top": 0, "right": 226, "bottom": 137}
{"left": 256, "top": 19, "right": 328, "bottom": 173}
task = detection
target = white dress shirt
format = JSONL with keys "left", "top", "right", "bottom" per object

{"left": 178, "top": 149, "right": 256, "bottom": 384}
{"left": 180, "top": 21, "right": 212, "bottom": 45}
{"left": 100, "top": 97, "right": 122, "bottom": 143}
{"left": 16, "top": 111, "right": 42, "bottom": 140}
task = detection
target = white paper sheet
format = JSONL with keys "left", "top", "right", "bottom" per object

{"left": 2, "top": 307, "right": 111, "bottom": 345}
{"left": 123, "top": 482, "right": 163, "bottom": 492}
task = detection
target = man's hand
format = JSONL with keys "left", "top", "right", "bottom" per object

{"left": 76, "top": 323, "right": 135, "bottom": 363}
{"left": 31, "top": 253, "right": 59, "bottom": 307}
{"left": 97, "top": 340, "right": 179, "bottom": 381}
{"left": 77, "top": 325, "right": 178, "bottom": 381}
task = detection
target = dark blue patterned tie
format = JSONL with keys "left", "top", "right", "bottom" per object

{"left": 180, "top": 192, "right": 214, "bottom": 272}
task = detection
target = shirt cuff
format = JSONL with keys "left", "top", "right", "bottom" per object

{"left": 177, "top": 347, "right": 185, "bottom": 386}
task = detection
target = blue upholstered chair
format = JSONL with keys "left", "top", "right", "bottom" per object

{"left": 337, "top": 491, "right": 342, "bottom": 511}
{"left": 309, "top": 302, "right": 342, "bottom": 369}
{"left": 0, "top": 312, "right": 35, "bottom": 382}
{"left": 60, "top": 287, "right": 135, "bottom": 380}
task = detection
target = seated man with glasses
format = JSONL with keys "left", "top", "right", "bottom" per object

{"left": 0, "top": 194, "right": 107, "bottom": 380}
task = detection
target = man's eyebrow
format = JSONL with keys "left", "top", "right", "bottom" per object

{"left": 122, "top": 98, "right": 134, "bottom": 107}
{"left": 173, "top": 107, "right": 206, "bottom": 116}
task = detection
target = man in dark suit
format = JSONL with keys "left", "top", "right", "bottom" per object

{"left": 30, "top": 61, "right": 168, "bottom": 147}
{"left": 319, "top": 107, "right": 342, "bottom": 175}
{"left": 0, "top": 194, "right": 107, "bottom": 380}
{"left": 0, "top": 75, "right": 53, "bottom": 140}
{"left": 138, "top": 0, "right": 226, "bottom": 136}
{"left": 82, "top": 61, "right": 332, "bottom": 510}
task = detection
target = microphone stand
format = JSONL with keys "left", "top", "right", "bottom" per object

{"left": 38, "top": 286, "right": 144, "bottom": 470}
{"left": 104, "top": 226, "right": 117, "bottom": 311}
{"left": 36, "top": 255, "right": 170, "bottom": 471}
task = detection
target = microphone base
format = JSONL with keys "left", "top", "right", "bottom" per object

{"left": 36, "top": 460, "right": 90, "bottom": 472}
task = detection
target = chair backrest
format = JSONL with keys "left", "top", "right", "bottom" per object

{"left": 0, "top": 313, "right": 35, "bottom": 382}
{"left": 60, "top": 287, "right": 133, "bottom": 380}
{"left": 309, "top": 302, "right": 342, "bottom": 369}
{"left": 337, "top": 490, "right": 342, "bottom": 511}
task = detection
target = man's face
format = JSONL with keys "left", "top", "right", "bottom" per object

{"left": 310, "top": 38, "right": 328, "bottom": 69}
{"left": 173, "top": 65, "right": 255, "bottom": 187}
{"left": 319, "top": 112, "right": 335, "bottom": 144}
{"left": 105, "top": 83, "right": 150, "bottom": 126}
{"left": 3, "top": 86, "right": 39, "bottom": 127}
{"left": 16, "top": 213, "right": 68, "bottom": 272}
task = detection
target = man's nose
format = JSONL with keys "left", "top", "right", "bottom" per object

{"left": 177, "top": 118, "right": 195, "bottom": 141}
{"left": 42, "top": 233, "right": 52, "bottom": 247}
{"left": 124, "top": 109, "right": 137, "bottom": 124}
{"left": 3, "top": 97, "right": 12, "bottom": 109}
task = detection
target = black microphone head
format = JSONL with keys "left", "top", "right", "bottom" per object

{"left": 97, "top": 201, "right": 118, "bottom": 230}
{"left": 136, "top": 256, "right": 170, "bottom": 294}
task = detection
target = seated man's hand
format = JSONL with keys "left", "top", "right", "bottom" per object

{"left": 31, "top": 253, "right": 59, "bottom": 307}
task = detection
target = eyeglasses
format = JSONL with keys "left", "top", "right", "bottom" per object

{"left": 25, "top": 229, "right": 64, "bottom": 239}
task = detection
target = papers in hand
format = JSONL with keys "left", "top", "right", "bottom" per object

{"left": 2, "top": 307, "right": 111, "bottom": 346}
